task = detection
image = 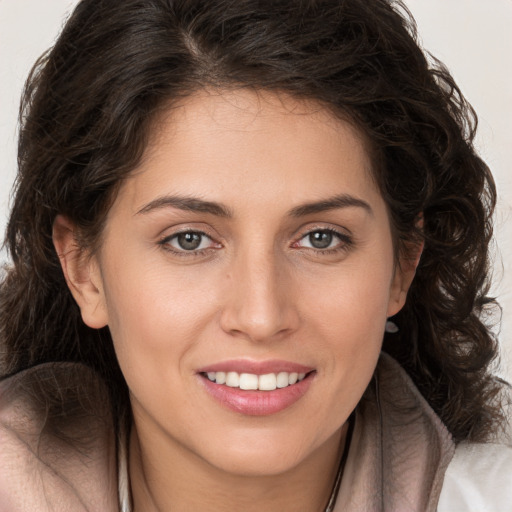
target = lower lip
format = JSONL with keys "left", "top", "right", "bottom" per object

{"left": 199, "top": 373, "right": 314, "bottom": 416}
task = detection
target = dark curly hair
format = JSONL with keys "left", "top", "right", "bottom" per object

{"left": 0, "top": 0, "right": 506, "bottom": 443}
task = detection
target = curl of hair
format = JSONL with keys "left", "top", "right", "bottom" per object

{"left": 1, "top": 0, "right": 507, "bottom": 442}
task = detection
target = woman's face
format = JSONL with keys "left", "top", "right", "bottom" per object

{"left": 70, "top": 90, "right": 412, "bottom": 476}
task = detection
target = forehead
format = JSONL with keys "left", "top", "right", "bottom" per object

{"left": 115, "top": 89, "right": 381, "bottom": 214}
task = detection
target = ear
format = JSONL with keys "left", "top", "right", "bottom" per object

{"left": 386, "top": 237, "right": 424, "bottom": 318}
{"left": 52, "top": 215, "right": 108, "bottom": 329}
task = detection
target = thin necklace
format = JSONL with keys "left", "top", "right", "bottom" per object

{"left": 324, "top": 413, "right": 355, "bottom": 512}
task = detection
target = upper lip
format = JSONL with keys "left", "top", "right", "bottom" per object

{"left": 197, "top": 359, "right": 314, "bottom": 375}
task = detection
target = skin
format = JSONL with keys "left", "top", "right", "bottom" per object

{"left": 54, "top": 90, "right": 418, "bottom": 511}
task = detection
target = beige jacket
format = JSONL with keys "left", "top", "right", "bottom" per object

{"left": 0, "top": 354, "right": 509, "bottom": 511}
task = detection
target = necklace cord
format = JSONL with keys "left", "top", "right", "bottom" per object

{"left": 324, "top": 412, "right": 356, "bottom": 512}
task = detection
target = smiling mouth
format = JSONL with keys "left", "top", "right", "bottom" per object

{"left": 201, "top": 371, "right": 313, "bottom": 391}
{"left": 199, "top": 367, "right": 316, "bottom": 415}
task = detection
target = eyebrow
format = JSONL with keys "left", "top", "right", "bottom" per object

{"left": 135, "top": 193, "right": 372, "bottom": 218}
{"left": 288, "top": 194, "right": 373, "bottom": 217}
{"left": 136, "top": 195, "right": 232, "bottom": 217}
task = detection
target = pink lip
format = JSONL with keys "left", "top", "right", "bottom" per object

{"left": 197, "top": 359, "right": 315, "bottom": 416}
{"left": 197, "top": 359, "right": 314, "bottom": 375}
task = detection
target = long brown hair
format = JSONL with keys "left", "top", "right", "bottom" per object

{"left": 1, "top": 0, "right": 507, "bottom": 442}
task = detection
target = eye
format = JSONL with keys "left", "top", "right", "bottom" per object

{"left": 161, "top": 231, "right": 218, "bottom": 252}
{"left": 303, "top": 231, "right": 335, "bottom": 249}
{"left": 294, "top": 229, "right": 351, "bottom": 251}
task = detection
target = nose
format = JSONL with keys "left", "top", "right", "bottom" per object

{"left": 219, "top": 246, "right": 299, "bottom": 343}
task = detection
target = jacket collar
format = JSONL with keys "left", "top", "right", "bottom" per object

{"left": 334, "top": 353, "right": 455, "bottom": 511}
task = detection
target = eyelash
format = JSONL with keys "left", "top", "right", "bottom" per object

{"left": 158, "top": 228, "right": 353, "bottom": 257}
{"left": 158, "top": 230, "right": 220, "bottom": 257}
{"left": 293, "top": 228, "right": 353, "bottom": 255}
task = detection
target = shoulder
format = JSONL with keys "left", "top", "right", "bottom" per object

{"left": 438, "top": 441, "right": 512, "bottom": 512}
{"left": 0, "top": 363, "right": 119, "bottom": 511}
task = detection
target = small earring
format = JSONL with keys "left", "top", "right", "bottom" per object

{"left": 385, "top": 320, "right": 399, "bottom": 334}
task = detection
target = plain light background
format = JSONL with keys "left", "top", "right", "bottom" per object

{"left": 1, "top": 1, "right": 511, "bottom": 379}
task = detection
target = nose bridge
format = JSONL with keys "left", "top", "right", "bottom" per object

{"left": 221, "top": 242, "right": 297, "bottom": 341}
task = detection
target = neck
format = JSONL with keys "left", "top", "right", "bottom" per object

{"left": 129, "top": 420, "right": 348, "bottom": 512}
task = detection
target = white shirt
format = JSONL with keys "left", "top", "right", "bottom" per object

{"left": 438, "top": 442, "right": 512, "bottom": 512}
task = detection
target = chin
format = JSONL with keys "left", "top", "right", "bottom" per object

{"left": 195, "top": 425, "right": 336, "bottom": 478}
{"left": 207, "top": 449, "right": 305, "bottom": 478}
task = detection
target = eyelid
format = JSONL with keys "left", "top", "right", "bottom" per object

{"left": 292, "top": 222, "right": 352, "bottom": 241}
{"left": 156, "top": 221, "right": 222, "bottom": 244}
{"left": 291, "top": 225, "right": 354, "bottom": 252}
{"left": 158, "top": 228, "right": 222, "bottom": 255}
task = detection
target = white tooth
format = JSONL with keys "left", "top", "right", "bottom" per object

{"left": 239, "top": 373, "right": 258, "bottom": 390}
{"left": 258, "top": 373, "right": 277, "bottom": 391}
{"left": 276, "top": 372, "right": 289, "bottom": 388}
{"left": 288, "top": 372, "right": 298, "bottom": 385}
{"left": 298, "top": 373, "right": 306, "bottom": 381}
{"left": 215, "top": 372, "right": 226, "bottom": 384}
{"left": 225, "top": 372, "right": 240, "bottom": 387}
{"left": 207, "top": 372, "right": 216, "bottom": 382}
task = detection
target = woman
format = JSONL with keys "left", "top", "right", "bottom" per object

{"left": 0, "top": 0, "right": 510, "bottom": 510}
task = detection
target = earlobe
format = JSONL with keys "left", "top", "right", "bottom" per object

{"left": 386, "top": 240, "right": 424, "bottom": 317}
{"left": 52, "top": 215, "right": 108, "bottom": 329}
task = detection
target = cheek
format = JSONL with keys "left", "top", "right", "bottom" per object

{"left": 99, "top": 248, "right": 220, "bottom": 370}
{"left": 299, "top": 244, "right": 394, "bottom": 386}
{"left": 304, "top": 253, "right": 394, "bottom": 339}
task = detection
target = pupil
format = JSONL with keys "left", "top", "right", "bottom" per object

{"left": 309, "top": 231, "right": 332, "bottom": 249}
{"left": 178, "top": 232, "right": 202, "bottom": 250}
